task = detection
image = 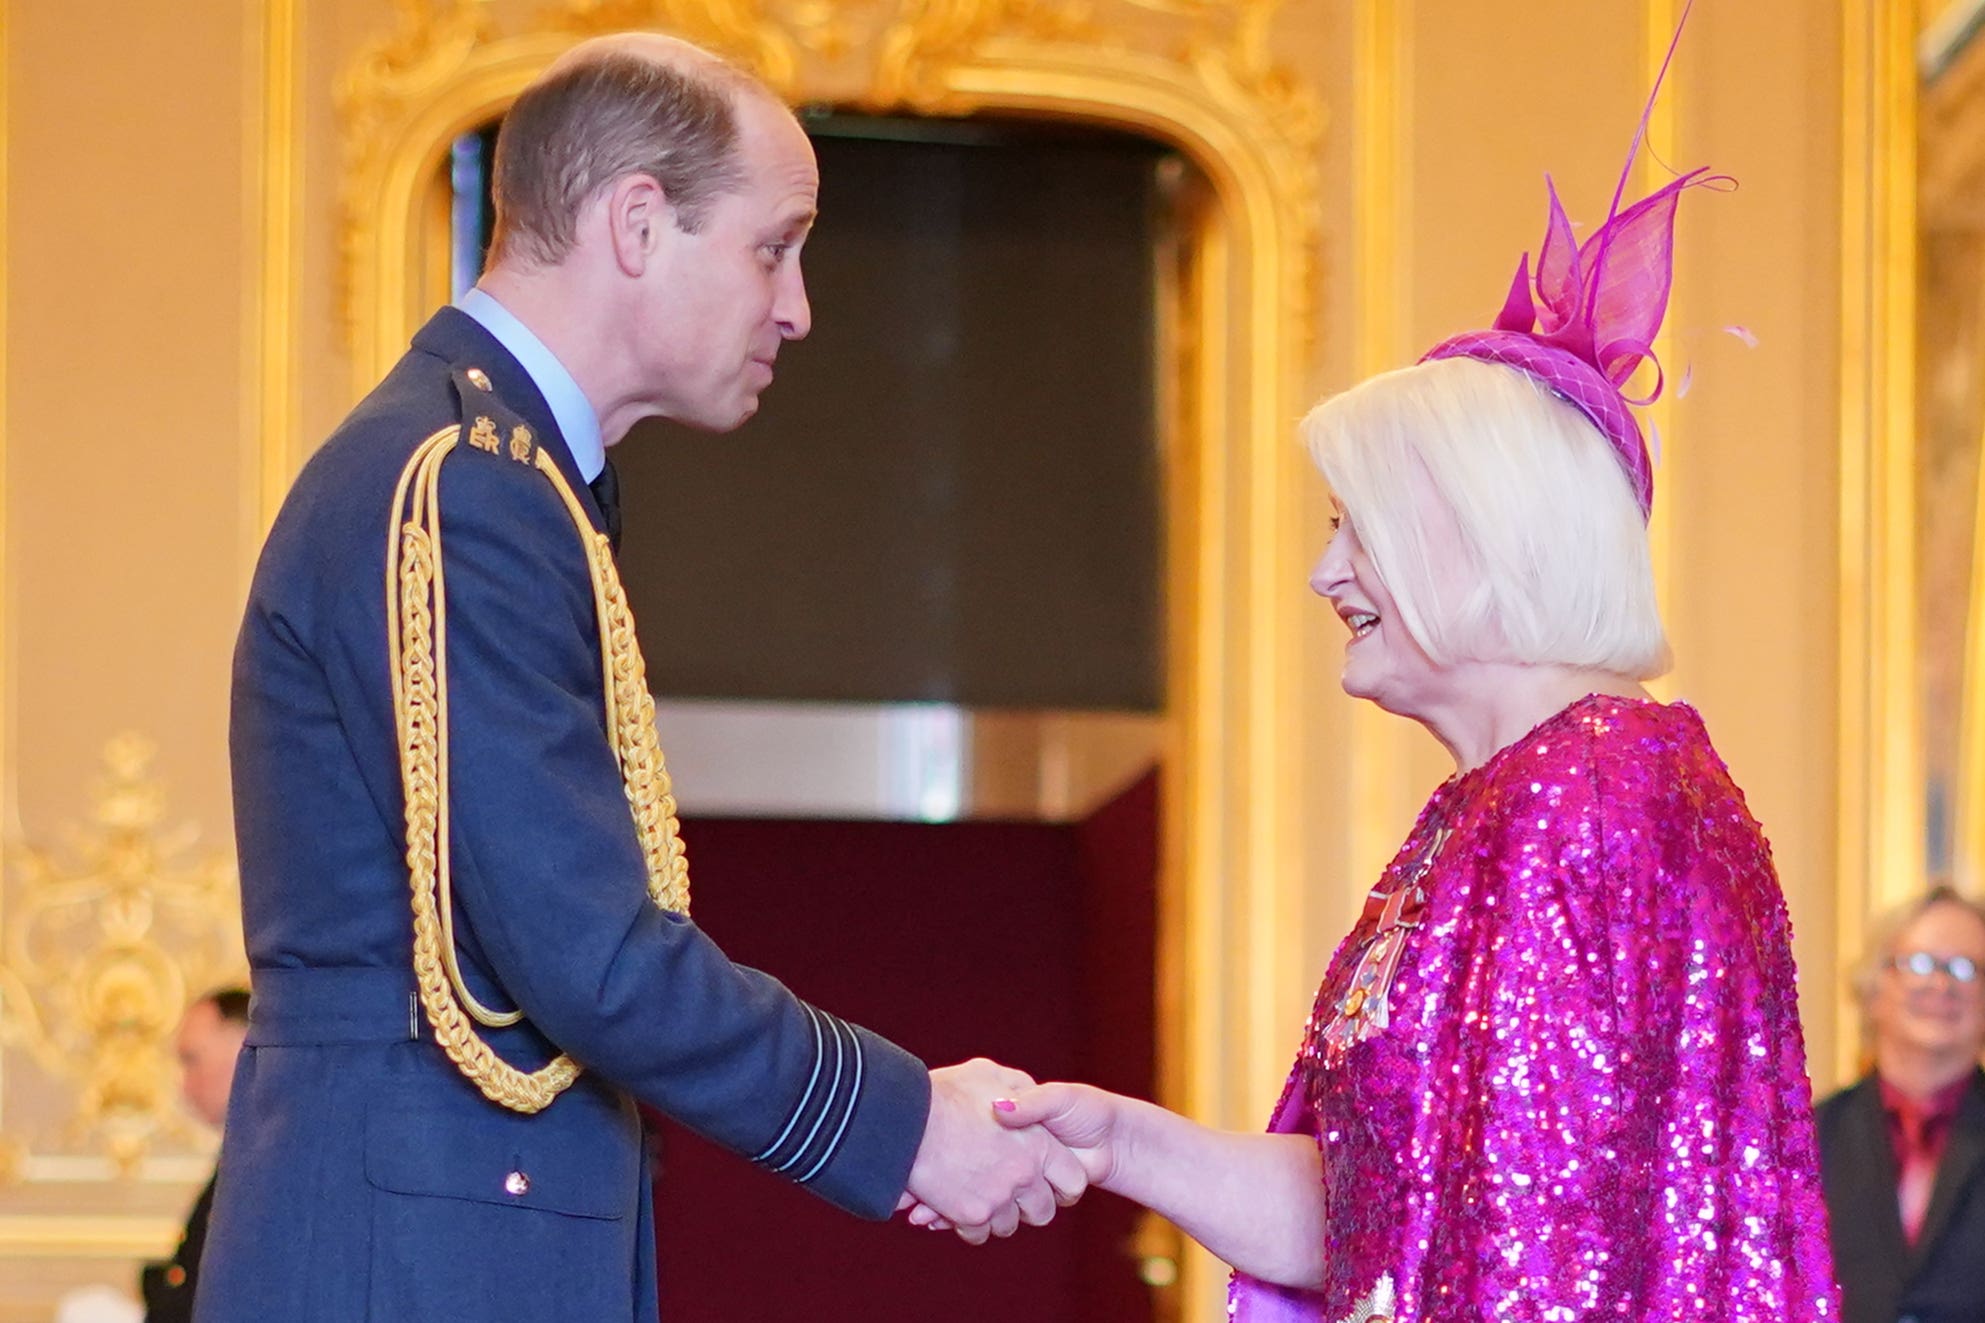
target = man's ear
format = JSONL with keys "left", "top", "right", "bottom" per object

{"left": 605, "top": 173, "right": 670, "bottom": 276}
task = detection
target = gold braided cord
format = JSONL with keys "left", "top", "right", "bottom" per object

{"left": 534, "top": 450, "right": 692, "bottom": 913}
{"left": 390, "top": 427, "right": 569, "bottom": 1111}
{"left": 387, "top": 430, "right": 690, "bottom": 1114}
{"left": 406, "top": 437, "right": 521, "bottom": 1031}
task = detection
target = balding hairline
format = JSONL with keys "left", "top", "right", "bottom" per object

{"left": 487, "top": 36, "right": 787, "bottom": 270}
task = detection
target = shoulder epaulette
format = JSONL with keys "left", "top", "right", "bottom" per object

{"left": 447, "top": 364, "right": 543, "bottom": 469}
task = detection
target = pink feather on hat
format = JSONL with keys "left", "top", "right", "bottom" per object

{"left": 1419, "top": 0, "right": 1729, "bottom": 519}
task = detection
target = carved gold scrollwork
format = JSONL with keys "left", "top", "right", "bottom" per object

{"left": 550, "top": 0, "right": 803, "bottom": 88}
{"left": 778, "top": 0, "right": 913, "bottom": 64}
{"left": 335, "top": 0, "right": 493, "bottom": 349}
{"left": 337, "top": 0, "right": 1324, "bottom": 379}
{"left": 866, "top": 0, "right": 1100, "bottom": 109}
{"left": 0, "top": 735, "right": 244, "bottom": 1175}
{"left": 548, "top": 0, "right": 1100, "bottom": 98}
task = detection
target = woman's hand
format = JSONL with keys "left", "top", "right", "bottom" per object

{"left": 899, "top": 1083, "right": 1113, "bottom": 1234}
{"left": 894, "top": 1060, "right": 1090, "bottom": 1240}
{"left": 902, "top": 1080, "right": 1325, "bottom": 1288}
{"left": 990, "top": 1082, "right": 1124, "bottom": 1188}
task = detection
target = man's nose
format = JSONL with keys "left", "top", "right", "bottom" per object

{"left": 776, "top": 264, "right": 811, "bottom": 341}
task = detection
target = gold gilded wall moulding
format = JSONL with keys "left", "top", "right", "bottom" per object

{"left": 0, "top": 735, "right": 244, "bottom": 1176}
{"left": 336, "top": 0, "right": 1323, "bottom": 380}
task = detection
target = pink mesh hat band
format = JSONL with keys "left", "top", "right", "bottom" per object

{"left": 1422, "top": 333, "right": 1651, "bottom": 513}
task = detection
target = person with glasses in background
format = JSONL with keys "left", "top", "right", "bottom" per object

{"left": 1818, "top": 886, "right": 1985, "bottom": 1323}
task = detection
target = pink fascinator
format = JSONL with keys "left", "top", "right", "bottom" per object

{"left": 1420, "top": 3, "right": 1727, "bottom": 519}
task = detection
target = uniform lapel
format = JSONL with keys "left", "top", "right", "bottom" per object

{"left": 1906, "top": 1068, "right": 1985, "bottom": 1278}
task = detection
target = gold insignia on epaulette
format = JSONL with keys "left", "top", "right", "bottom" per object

{"left": 468, "top": 416, "right": 499, "bottom": 453}
{"left": 466, "top": 368, "right": 492, "bottom": 391}
{"left": 508, "top": 424, "right": 534, "bottom": 463}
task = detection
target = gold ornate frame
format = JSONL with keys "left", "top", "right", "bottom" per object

{"left": 337, "top": 3, "right": 1324, "bottom": 1313}
{"left": 1836, "top": 0, "right": 1920, "bottom": 1082}
{"left": 338, "top": 2, "right": 1324, "bottom": 390}
{"left": 1919, "top": 15, "right": 1985, "bottom": 917}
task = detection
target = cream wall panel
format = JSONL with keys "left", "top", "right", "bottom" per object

{"left": 1314, "top": 0, "right": 1655, "bottom": 960}
{"left": 294, "top": 0, "right": 397, "bottom": 446}
{"left": 9, "top": 0, "right": 252, "bottom": 844}
{"left": 5, "top": 0, "right": 256, "bottom": 1312}
{"left": 1407, "top": 4, "right": 1642, "bottom": 360}
{"left": 1670, "top": 0, "right": 1848, "bottom": 1087}
{"left": 1281, "top": 0, "right": 1361, "bottom": 1086}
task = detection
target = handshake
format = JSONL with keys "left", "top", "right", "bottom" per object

{"left": 897, "top": 1058, "right": 1118, "bottom": 1245}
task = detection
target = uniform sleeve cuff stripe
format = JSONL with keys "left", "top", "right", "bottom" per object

{"left": 752, "top": 1004, "right": 825, "bottom": 1164}
{"left": 772, "top": 1013, "right": 847, "bottom": 1173}
{"left": 795, "top": 1028, "right": 865, "bottom": 1185}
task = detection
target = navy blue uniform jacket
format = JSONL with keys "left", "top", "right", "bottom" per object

{"left": 198, "top": 309, "right": 931, "bottom": 1322}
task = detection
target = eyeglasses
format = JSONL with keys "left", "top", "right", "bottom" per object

{"left": 1889, "top": 951, "right": 1982, "bottom": 983}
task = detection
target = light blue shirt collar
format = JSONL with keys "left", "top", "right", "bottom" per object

{"left": 455, "top": 287, "right": 606, "bottom": 483}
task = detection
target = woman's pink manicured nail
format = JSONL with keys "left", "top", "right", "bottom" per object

{"left": 993, "top": 1098, "right": 1017, "bottom": 1112}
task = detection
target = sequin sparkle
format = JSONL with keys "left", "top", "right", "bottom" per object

{"left": 1231, "top": 695, "right": 1840, "bottom": 1321}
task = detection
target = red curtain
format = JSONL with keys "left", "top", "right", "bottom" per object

{"left": 650, "top": 770, "right": 1159, "bottom": 1321}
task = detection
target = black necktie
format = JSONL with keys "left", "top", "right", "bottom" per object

{"left": 588, "top": 458, "right": 622, "bottom": 554}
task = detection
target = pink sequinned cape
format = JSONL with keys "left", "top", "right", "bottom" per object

{"left": 1232, "top": 696, "right": 1840, "bottom": 1322}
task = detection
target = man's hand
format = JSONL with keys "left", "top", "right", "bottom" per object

{"left": 899, "top": 1059, "right": 1089, "bottom": 1244}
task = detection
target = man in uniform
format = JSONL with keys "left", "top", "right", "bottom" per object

{"left": 198, "top": 34, "right": 1080, "bottom": 1321}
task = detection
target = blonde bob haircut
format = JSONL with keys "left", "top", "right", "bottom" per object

{"left": 1304, "top": 356, "right": 1671, "bottom": 678}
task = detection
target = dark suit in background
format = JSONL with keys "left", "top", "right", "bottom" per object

{"left": 139, "top": 1174, "right": 213, "bottom": 1323}
{"left": 1818, "top": 1068, "right": 1985, "bottom": 1323}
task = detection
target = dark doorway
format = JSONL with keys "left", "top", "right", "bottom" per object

{"left": 449, "top": 114, "right": 1176, "bottom": 710}
{"left": 657, "top": 770, "right": 1160, "bottom": 1322}
{"left": 625, "top": 117, "right": 1174, "bottom": 1322}
{"left": 614, "top": 115, "right": 1172, "bottom": 711}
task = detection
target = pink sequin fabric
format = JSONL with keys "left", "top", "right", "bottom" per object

{"left": 1232, "top": 695, "right": 1840, "bottom": 1322}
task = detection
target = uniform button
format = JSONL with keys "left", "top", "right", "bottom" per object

{"left": 504, "top": 1170, "right": 530, "bottom": 1197}
{"left": 466, "top": 368, "right": 493, "bottom": 391}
